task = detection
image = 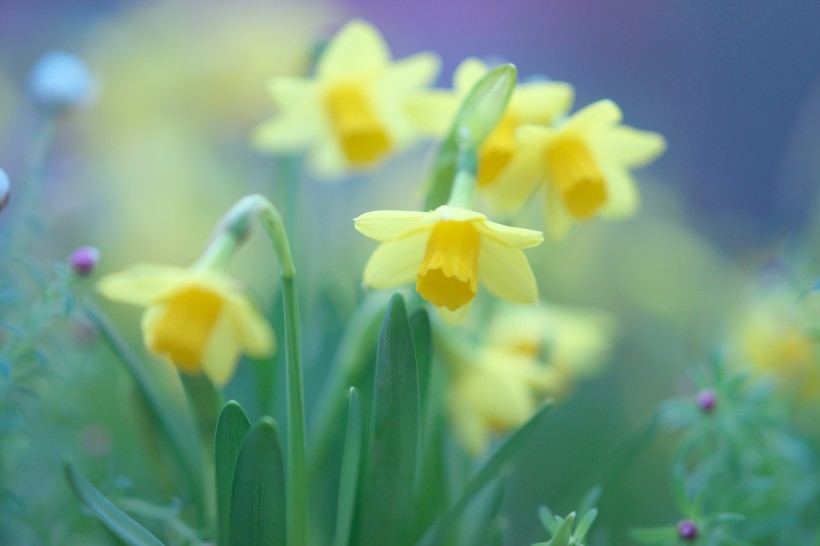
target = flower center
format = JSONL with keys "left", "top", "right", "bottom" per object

{"left": 149, "top": 287, "right": 223, "bottom": 371}
{"left": 325, "top": 84, "right": 392, "bottom": 165}
{"left": 477, "top": 114, "right": 517, "bottom": 188}
{"left": 416, "top": 221, "right": 481, "bottom": 311}
{"left": 546, "top": 138, "right": 607, "bottom": 219}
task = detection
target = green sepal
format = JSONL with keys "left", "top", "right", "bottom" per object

{"left": 425, "top": 64, "right": 518, "bottom": 210}
{"left": 63, "top": 461, "right": 164, "bottom": 546}
{"left": 214, "top": 400, "right": 251, "bottom": 546}
{"left": 229, "top": 417, "right": 287, "bottom": 546}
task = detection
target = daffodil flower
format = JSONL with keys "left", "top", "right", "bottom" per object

{"left": 253, "top": 19, "right": 440, "bottom": 177}
{"left": 98, "top": 264, "right": 274, "bottom": 386}
{"left": 354, "top": 205, "right": 543, "bottom": 319}
{"left": 485, "top": 99, "right": 666, "bottom": 240}
{"left": 411, "top": 58, "right": 573, "bottom": 189}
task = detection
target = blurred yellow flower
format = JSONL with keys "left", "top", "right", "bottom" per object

{"left": 253, "top": 19, "right": 440, "bottom": 177}
{"left": 354, "top": 205, "right": 542, "bottom": 319}
{"left": 411, "top": 58, "right": 573, "bottom": 188}
{"left": 485, "top": 99, "right": 666, "bottom": 240}
{"left": 98, "top": 264, "right": 275, "bottom": 386}
{"left": 731, "top": 288, "right": 820, "bottom": 398}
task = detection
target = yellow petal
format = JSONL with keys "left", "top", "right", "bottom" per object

{"left": 478, "top": 238, "right": 538, "bottom": 303}
{"left": 354, "top": 210, "right": 432, "bottom": 241}
{"left": 378, "top": 52, "right": 440, "bottom": 93}
{"left": 432, "top": 205, "right": 486, "bottom": 222}
{"left": 268, "top": 77, "right": 319, "bottom": 110}
{"left": 98, "top": 265, "right": 189, "bottom": 306}
{"left": 509, "top": 82, "right": 574, "bottom": 124}
{"left": 362, "top": 229, "right": 430, "bottom": 289}
{"left": 480, "top": 142, "right": 544, "bottom": 213}
{"left": 374, "top": 52, "right": 441, "bottom": 141}
{"left": 307, "top": 138, "right": 348, "bottom": 178}
{"left": 225, "top": 295, "right": 276, "bottom": 357}
{"left": 564, "top": 99, "right": 622, "bottom": 133}
{"left": 544, "top": 184, "right": 574, "bottom": 241}
{"left": 453, "top": 57, "right": 489, "bottom": 93}
{"left": 407, "top": 90, "right": 459, "bottom": 135}
{"left": 479, "top": 219, "right": 544, "bottom": 249}
{"left": 316, "top": 20, "right": 390, "bottom": 80}
{"left": 437, "top": 301, "right": 473, "bottom": 325}
{"left": 252, "top": 116, "right": 319, "bottom": 152}
{"left": 600, "top": 166, "right": 640, "bottom": 218}
{"left": 592, "top": 125, "right": 666, "bottom": 167}
{"left": 201, "top": 312, "right": 242, "bottom": 387}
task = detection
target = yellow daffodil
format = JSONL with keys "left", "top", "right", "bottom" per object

{"left": 98, "top": 264, "right": 275, "bottom": 386}
{"left": 484, "top": 99, "right": 666, "bottom": 240}
{"left": 354, "top": 205, "right": 543, "bottom": 319}
{"left": 731, "top": 288, "right": 820, "bottom": 399}
{"left": 487, "top": 304, "right": 616, "bottom": 381}
{"left": 411, "top": 57, "right": 573, "bottom": 188}
{"left": 253, "top": 19, "right": 440, "bottom": 177}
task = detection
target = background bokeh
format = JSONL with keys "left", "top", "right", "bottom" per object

{"left": 2, "top": 1, "right": 820, "bottom": 544}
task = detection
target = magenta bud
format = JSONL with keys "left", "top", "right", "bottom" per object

{"left": 696, "top": 389, "right": 717, "bottom": 413}
{"left": 69, "top": 246, "right": 100, "bottom": 277}
{"left": 678, "top": 519, "right": 698, "bottom": 541}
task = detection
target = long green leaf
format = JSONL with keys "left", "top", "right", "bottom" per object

{"left": 355, "top": 293, "right": 420, "bottom": 546}
{"left": 63, "top": 461, "right": 164, "bottom": 546}
{"left": 229, "top": 417, "right": 287, "bottom": 546}
{"left": 425, "top": 64, "right": 517, "bottom": 209}
{"left": 214, "top": 401, "right": 251, "bottom": 546}
{"left": 418, "top": 402, "right": 553, "bottom": 546}
{"left": 333, "top": 388, "right": 362, "bottom": 546}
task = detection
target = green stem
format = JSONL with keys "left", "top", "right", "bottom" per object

{"left": 81, "top": 300, "right": 208, "bottom": 526}
{"left": 446, "top": 147, "right": 478, "bottom": 210}
{"left": 239, "top": 194, "right": 306, "bottom": 546}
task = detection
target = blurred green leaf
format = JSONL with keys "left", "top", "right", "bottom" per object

{"left": 546, "top": 511, "right": 575, "bottom": 546}
{"left": 333, "top": 388, "right": 362, "bottom": 546}
{"left": 574, "top": 508, "right": 597, "bottom": 541}
{"left": 419, "top": 402, "right": 552, "bottom": 546}
{"left": 425, "top": 64, "right": 517, "bottom": 209}
{"left": 409, "top": 308, "right": 432, "bottom": 405}
{"left": 214, "top": 401, "right": 251, "bottom": 546}
{"left": 63, "top": 461, "right": 164, "bottom": 546}
{"left": 355, "top": 293, "right": 419, "bottom": 546}
{"left": 229, "top": 417, "right": 286, "bottom": 546}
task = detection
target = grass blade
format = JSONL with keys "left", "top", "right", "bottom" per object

{"left": 333, "top": 388, "right": 362, "bottom": 546}
{"left": 214, "top": 401, "right": 251, "bottom": 546}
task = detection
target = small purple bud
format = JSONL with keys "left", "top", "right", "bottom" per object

{"left": 696, "top": 389, "right": 717, "bottom": 413}
{"left": 678, "top": 519, "right": 698, "bottom": 541}
{"left": 0, "top": 168, "right": 9, "bottom": 214}
{"left": 69, "top": 246, "right": 100, "bottom": 277}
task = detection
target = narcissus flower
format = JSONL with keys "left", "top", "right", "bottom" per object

{"left": 98, "top": 264, "right": 274, "bottom": 386}
{"left": 484, "top": 99, "right": 666, "bottom": 239}
{"left": 253, "top": 19, "right": 440, "bottom": 177}
{"left": 411, "top": 58, "right": 573, "bottom": 188}
{"left": 354, "top": 205, "right": 543, "bottom": 318}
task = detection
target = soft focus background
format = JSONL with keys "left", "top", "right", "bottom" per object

{"left": 2, "top": 1, "right": 820, "bottom": 544}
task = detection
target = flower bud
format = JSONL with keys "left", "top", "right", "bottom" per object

{"left": 677, "top": 519, "right": 698, "bottom": 541}
{"left": 69, "top": 246, "right": 100, "bottom": 277}
{"left": 28, "top": 51, "right": 94, "bottom": 116}
{"left": 696, "top": 388, "right": 717, "bottom": 413}
{"left": 0, "top": 167, "right": 9, "bottom": 214}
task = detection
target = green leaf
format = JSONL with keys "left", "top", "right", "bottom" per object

{"left": 418, "top": 402, "right": 552, "bottom": 546}
{"left": 538, "top": 505, "right": 559, "bottom": 534}
{"left": 546, "top": 511, "right": 574, "bottom": 546}
{"left": 425, "top": 64, "right": 517, "bottom": 209}
{"left": 214, "top": 401, "right": 251, "bottom": 546}
{"left": 409, "top": 308, "right": 433, "bottom": 405}
{"left": 355, "top": 293, "right": 420, "bottom": 546}
{"left": 574, "top": 508, "right": 597, "bottom": 541}
{"left": 229, "top": 417, "right": 287, "bottom": 546}
{"left": 333, "top": 388, "right": 362, "bottom": 546}
{"left": 63, "top": 461, "right": 164, "bottom": 546}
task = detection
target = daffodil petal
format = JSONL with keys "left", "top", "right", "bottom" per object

{"left": 252, "top": 116, "right": 320, "bottom": 151}
{"left": 307, "top": 138, "right": 348, "bottom": 178}
{"left": 225, "top": 296, "right": 276, "bottom": 358}
{"left": 564, "top": 99, "right": 622, "bottom": 133}
{"left": 268, "top": 77, "right": 320, "bottom": 110}
{"left": 453, "top": 57, "right": 489, "bottom": 93}
{"left": 600, "top": 166, "right": 640, "bottom": 218}
{"left": 317, "top": 20, "right": 390, "bottom": 80}
{"left": 379, "top": 52, "right": 440, "bottom": 92}
{"left": 432, "top": 205, "right": 486, "bottom": 222}
{"left": 362, "top": 228, "right": 429, "bottom": 289}
{"left": 510, "top": 81, "right": 574, "bottom": 124}
{"left": 201, "top": 312, "right": 242, "bottom": 387}
{"left": 592, "top": 125, "right": 666, "bottom": 167}
{"left": 437, "top": 301, "right": 472, "bottom": 325}
{"left": 480, "top": 142, "right": 544, "bottom": 213}
{"left": 407, "top": 90, "right": 459, "bottom": 135}
{"left": 544, "top": 184, "right": 574, "bottom": 241}
{"left": 479, "top": 220, "right": 543, "bottom": 249}
{"left": 354, "top": 210, "right": 431, "bottom": 241}
{"left": 478, "top": 239, "right": 538, "bottom": 303}
{"left": 98, "top": 265, "right": 188, "bottom": 306}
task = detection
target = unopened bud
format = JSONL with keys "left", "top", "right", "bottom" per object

{"left": 29, "top": 51, "right": 94, "bottom": 116}
{"left": 696, "top": 388, "right": 717, "bottom": 413}
{"left": 69, "top": 246, "right": 100, "bottom": 277}
{"left": 677, "top": 519, "right": 698, "bottom": 541}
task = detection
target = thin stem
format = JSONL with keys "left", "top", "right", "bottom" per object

{"left": 446, "top": 147, "right": 478, "bottom": 210}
